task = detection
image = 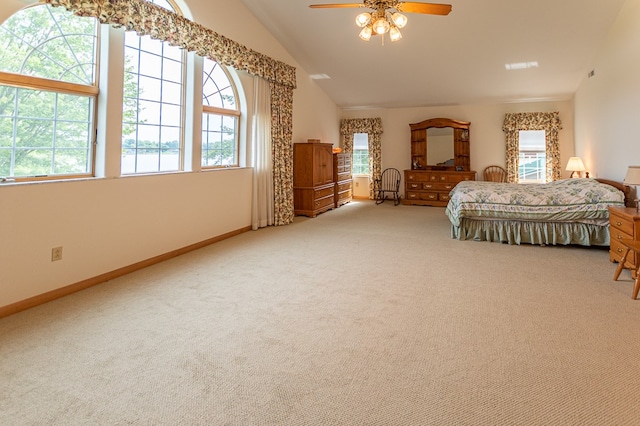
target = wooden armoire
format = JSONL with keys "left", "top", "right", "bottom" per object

{"left": 293, "top": 142, "right": 335, "bottom": 217}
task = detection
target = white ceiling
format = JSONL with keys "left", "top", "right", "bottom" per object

{"left": 239, "top": 0, "right": 626, "bottom": 109}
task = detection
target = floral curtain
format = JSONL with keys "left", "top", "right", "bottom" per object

{"left": 44, "top": 0, "right": 298, "bottom": 226}
{"left": 340, "top": 118, "right": 383, "bottom": 199}
{"left": 271, "top": 82, "right": 295, "bottom": 225}
{"left": 502, "top": 112, "right": 562, "bottom": 183}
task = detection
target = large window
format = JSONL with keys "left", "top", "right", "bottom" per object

{"left": 352, "top": 133, "right": 369, "bottom": 175}
{"left": 518, "top": 130, "right": 546, "bottom": 183}
{"left": 201, "top": 58, "right": 239, "bottom": 168}
{"left": 0, "top": 5, "right": 97, "bottom": 180}
{"left": 121, "top": 0, "right": 184, "bottom": 174}
{"left": 0, "top": 2, "right": 243, "bottom": 181}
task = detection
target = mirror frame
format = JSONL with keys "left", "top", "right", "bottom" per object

{"left": 409, "top": 118, "right": 471, "bottom": 171}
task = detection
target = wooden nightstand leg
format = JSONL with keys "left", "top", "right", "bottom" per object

{"left": 633, "top": 267, "right": 640, "bottom": 300}
{"left": 613, "top": 248, "right": 631, "bottom": 281}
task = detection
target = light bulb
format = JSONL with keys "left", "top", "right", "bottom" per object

{"left": 355, "top": 12, "right": 371, "bottom": 28}
{"left": 389, "top": 26, "right": 402, "bottom": 42}
{"left": 391, "top": 12, "right": 407, "bottom": 28}
{"left": 359, "top": 26, "right": 372, "bottom": 41}
{"left": 372, "top": 18, "right": 390, "bottom": 35}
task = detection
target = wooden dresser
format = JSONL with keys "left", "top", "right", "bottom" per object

{"left": 609, "top": 206, "right": 640, "bottom": 272}
{"left": 403, "top": 170, "right": 476, "bottom": 207}
{"left": 333, "top": 153, "right": 352, "bottom": 208}
{"left": 293, "top": 142, "right": 335, "bottom": 217}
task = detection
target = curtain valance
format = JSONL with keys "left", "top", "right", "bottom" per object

{"left": 502, "top": 112, "right": 562, "bottom": 132}
{"left": 340, "top": 118, "right": 383, "bottom": 135}
{"left": 43, "top": 0, "right": 297, "bottom": 89}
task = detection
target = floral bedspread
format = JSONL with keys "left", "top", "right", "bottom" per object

{"left": 445, "top": 178, "right": 625, "bottom": 227}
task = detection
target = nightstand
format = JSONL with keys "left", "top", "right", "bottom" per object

{"left": 609, "top": 206, "right": 640, "bottom": 282}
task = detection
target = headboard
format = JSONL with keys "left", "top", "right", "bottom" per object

{"left": 595, "top": 178, "right": 633, "bottom": 207}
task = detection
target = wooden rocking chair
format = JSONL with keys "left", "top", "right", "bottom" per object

{"left": 374, "top": 168, "right": 402, "bottom": 206}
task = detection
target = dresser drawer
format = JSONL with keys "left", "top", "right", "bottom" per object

{"left": 314, "top": 186, "right": 335, "bottom": 200}
{"left": 336, "top": 181, "right": 352, "bottom": 192}
{"left": 610, "top": 211, "right": 634, "bottom": 235}
{"left": 611, "top": 238, "right": 636, "bottom": 266}
{"left": 406, "top": 191, "right": 438, "bottom": 201}
{"left": 315, "top": 194, "right": 335, "bottom": 210}
{"left": 423, "top": 182, "right": 456, "bottom": 191}
{"left": 337, "top": 189, "right": 352, "bottom": 201}
{"left": 336, "top": 171, "right": 351, "bottom": 181}
{"left": 610, "top": 225, "right": 632, "bottom": 244}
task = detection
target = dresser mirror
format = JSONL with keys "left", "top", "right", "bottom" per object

{"left": 410, "top": 118, "right": 470, "bottom": 171}
{"left": 426, "top": 127, "right": 455, "bottom": 167}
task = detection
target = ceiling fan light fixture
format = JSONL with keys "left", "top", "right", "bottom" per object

{"left": 359, "top": 26, "right": 373, "bottom": 41}
{"left": 355, "top": 12, "right": 372, "bottom": 27}
{"left": 390, "top": 12, "right": 407, "bottom": 28}
{"left": 372, "top": 17, "right": 390, "bottom": 35}
{"left": 389, "top": 26, "right": 402, "bottom": 42}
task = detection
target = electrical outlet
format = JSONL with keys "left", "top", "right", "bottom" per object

{"left": 51, "top": 246, "right": 63, "bottom": 262}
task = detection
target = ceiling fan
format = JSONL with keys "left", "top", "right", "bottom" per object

{"left": 309, "top": 1, "right": 452, "bottom": 42}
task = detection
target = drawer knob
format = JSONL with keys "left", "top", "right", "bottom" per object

{"left": 618, "top": 247, "right": 624, "bottom": 253}
{"left": 616, "top": 221, "right": 622, "bottom": 226}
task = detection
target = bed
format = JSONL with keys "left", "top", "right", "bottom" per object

{"left": 445, "top": 178, "right": 630, "bottom": 246}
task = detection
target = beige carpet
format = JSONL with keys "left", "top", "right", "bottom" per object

{"left": 1, "top": 200, "right": 639, "bottom": 425}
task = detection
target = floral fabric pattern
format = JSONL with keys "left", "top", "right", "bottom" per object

{"left": 503, "top": 112, "right": 562, "bottom": 184}
{"left": 340, "top": 118, "right": 383, "bottom": 199}
{"left": 270, "top": 82, "right": 294, "bottom": 226}
{"left": 44, "top": 0, "right": 296, "bottom": 89}
{"left": 445, "top": 179, "right": 625, "bottom": 227}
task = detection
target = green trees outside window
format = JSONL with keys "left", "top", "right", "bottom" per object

{"left": 0, "top": 5, "right": 97, "bottom": 178}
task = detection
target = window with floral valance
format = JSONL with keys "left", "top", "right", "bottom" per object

{"left": 43, "top": 0, "right": 298, "bottom": 225}
{"left": 340, "top": 118, "right": 383, "bottom": 199}
{"left": 503, "top": 112, "right": 562, "bottom": 183}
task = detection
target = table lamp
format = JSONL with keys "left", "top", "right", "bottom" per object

{"left": 624, "top": 166, "right": 640, "bottom": 211}
{"left": 566, "top": 157, "right": 586, "bottom": 178}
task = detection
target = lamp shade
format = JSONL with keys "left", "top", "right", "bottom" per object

{"left": 624, "top": 166, "right": 640, "bottom": 185}
{"left": 565, "top": 157, "right": 586, "bottom": 172}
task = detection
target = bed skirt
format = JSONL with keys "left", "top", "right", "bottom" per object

{"left": 451, "top": 218, "right": 610, "bottom": 246}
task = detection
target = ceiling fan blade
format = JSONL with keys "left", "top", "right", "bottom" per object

{"left": 309, "top": 3, "right": 365, "bottom": 8}
{"left": 399, "top": 2, "right": 452, "bottom": 15}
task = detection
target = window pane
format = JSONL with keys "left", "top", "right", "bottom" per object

{"left": 352, "top": 133, "right": 369, "bottom": 175}
{"left": 518, "top": 130, "right": 546, "bottom": 182}
{"left": 0, "top": 5, "right": 97, "bottom": 85}
{"left": 202, "top": 58, "right": 237, "bottom": 109}
{"left": 202, "top": 113, "right": 237, "bottom": 167}
{"left": 0, "top": 85, "right": 93, "bottom": 177}
{"left": 0, "top": 5, "right": 96, "bottom": 179}
{"left": 122, "top": 32, "right": 184, "bottom": 174}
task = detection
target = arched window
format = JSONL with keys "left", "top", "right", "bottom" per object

{"left": 0, "top": 4, "right": 98, "bottom": 180}
{"left": 201, "top": 58, "right": 240, "bottom": 168}
{"left": 121, "top": 0, "right": 185, "bottom": 174}
{"left": 0, "top": 0, "right": 243, "bottom": 180}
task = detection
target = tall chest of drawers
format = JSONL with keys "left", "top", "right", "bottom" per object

{"left": 293, "top": 142, "right": 335, "bottom": 217}
{"left": 403, "top": 170, "right": 476, "bottom": 207}
{"left": 609, "top": 206, "right": 640, "bottom": 272}
{"left": 333, "top": 153, "right": 352, "bottom": 208}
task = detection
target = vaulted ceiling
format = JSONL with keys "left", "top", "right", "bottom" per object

{"left": 240, "top": 0, "right": 626, "bottom": 109}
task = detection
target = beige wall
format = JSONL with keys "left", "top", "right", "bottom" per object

{"left": 574, "top": 0, "right": 640, "bottom": 182}
{"left": 0, "top": 0, "right": 340, "bottom": 309}
{"left": 341, "top": 99, "right": 575, "bottom": 193}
